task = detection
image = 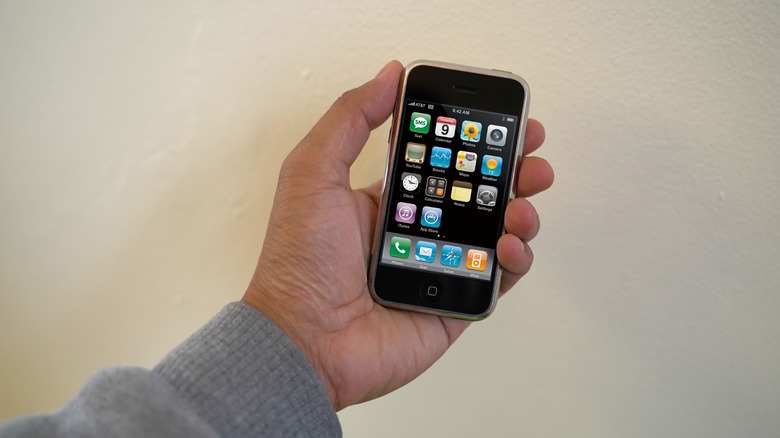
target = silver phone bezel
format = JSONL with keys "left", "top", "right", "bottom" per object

{"left": 367, "top": 60, "right": 530, "bottom": 321}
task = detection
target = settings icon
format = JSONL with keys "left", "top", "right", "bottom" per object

{"left": 476, "top": 185, "right": 498, "bottom": 207}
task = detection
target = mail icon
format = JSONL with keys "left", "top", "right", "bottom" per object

{"left": 415, "top": 241, "right": 437, "bottom": 263}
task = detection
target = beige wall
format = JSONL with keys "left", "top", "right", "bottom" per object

{"left": 1, "top": 1, "right": 779, "bottom": 436}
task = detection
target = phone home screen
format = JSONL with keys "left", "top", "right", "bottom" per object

{"left": 378, "top": 98, "right": 519, "bottom": 282}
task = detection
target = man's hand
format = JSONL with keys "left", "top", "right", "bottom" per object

{"left": 242, "top": 60, "right": 553, "bottom": 411}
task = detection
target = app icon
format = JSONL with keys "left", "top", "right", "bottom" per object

{"left": 481, "top": 155, "right": 502, "bottom": 176}
{"left": 460, "top": 120, "right": 482, "bottom": 142}
{"left": 440, "top": 245, "right": 462, "bottom": 267}
{"left": 426, "top": 176, "right": 447, "bottom": 198}
{"left": 409, "top": 112, "right": 431, "bottom": 134}
{"left": 415, "top": 241, "right": 437, "bottom": 263}
{"left": 456, "top": 150, "right": 477, "bottom": 172}
{"left": 430, "top": 146, "right": 452, "bottom": 168}
{"left": 466, "top": 249, "right": 488, "bottom": 271}
{"left": 395, "top": 202, "right": 417, "bottom": 224}
{"left": 421, "top": 206, "right": 442, "bottom": 228}
{"left": 451, "top": 180, "right": 473, "bottom": 202}
{"left": 476, "top": 185, "right": 498, "bottom": 207}
{"left": 435, "top": 116, "right": 457, "bottom": 138}
{"left": 486, "top": 125, "right": 508, "bottom": 146}
{"left": 389, "top": 237, "right": 411, "bottom": 258}
{"left": 405, "top": 143, "right": 426, "bottom": 164}
{"left": 401, "top": 172, "right": 421, "bottom": 193}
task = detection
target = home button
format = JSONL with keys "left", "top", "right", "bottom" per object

{"left": 419, "top": 281, "right": 442, "bottom": 302}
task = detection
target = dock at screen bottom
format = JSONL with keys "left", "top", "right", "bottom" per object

{"left": 379, "top": 232, "right": 495, "bottom": 281}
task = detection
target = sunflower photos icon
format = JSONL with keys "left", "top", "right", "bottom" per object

{"left": 460, "top": 120, "right": 482, "bottom": 142}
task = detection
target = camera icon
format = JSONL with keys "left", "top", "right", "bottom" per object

{"left": 486, "top": 125, "right": 507, "bottom": 146}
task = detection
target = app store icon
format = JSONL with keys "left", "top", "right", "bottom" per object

{"left": 421, "top": 206, "right": 442, "bottom": 228}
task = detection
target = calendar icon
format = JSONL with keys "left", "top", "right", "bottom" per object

{"left": 435, "top": 116, "right": 457, "bottom": 138}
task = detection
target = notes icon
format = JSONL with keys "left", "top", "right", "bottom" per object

{"left": 451, "top": 181, "right": 472, "bottom": 202}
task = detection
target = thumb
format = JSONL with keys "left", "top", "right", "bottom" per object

{"left": 295, "top": 60, "right": 403, "bottom": 170}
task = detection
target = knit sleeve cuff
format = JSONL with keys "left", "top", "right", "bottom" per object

{"left": 154, "top": 302, "right": 341, "bottom": 437}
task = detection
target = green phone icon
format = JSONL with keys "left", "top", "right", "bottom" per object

{"left": 389, "top": 237, "right": 411, "bottom": 258}
{"left": 409, "top": 112, "right": 430, "bottom": 134}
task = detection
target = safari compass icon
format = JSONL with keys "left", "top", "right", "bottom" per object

{"left": 440, "top": 245, "right": 462, "bottom": 267}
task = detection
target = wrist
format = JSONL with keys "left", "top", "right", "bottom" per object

{"left": 241, "top": 283, "right": 341, "bottom": 410}
{"left": 156, "top": 302, "right": 341, "bottom": 434}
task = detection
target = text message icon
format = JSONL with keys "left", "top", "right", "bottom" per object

{"left": 409, "top": 112, "right": 431, "bottom": 134}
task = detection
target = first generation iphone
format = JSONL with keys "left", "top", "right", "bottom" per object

{"left": 368, "top": 60, "right": 530, "bottom": 320}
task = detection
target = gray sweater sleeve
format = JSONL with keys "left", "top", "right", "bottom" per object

{"left": 0, "top": 302, "right": 342, "bottom": 438}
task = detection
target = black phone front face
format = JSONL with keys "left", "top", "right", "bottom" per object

{"left": 371, "top": 62, "right": 529, "bottom": 319}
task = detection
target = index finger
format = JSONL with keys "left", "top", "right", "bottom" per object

{"left": 523, "top": 119, "right": 545, "bottom": 156}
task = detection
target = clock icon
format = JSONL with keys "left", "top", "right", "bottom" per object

{"left": 401, "top": 172, "right": 421, "bottom": 193}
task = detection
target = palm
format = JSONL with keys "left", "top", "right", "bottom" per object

{"left": 320, "top": 183, "right": 469, "bottom": 410}
{"left": 253, "top": 163, "right": 467, "bottom": 410}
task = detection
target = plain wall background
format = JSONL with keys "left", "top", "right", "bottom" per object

{"left": 1, "top": 0, "right": 779, "bottom": 436}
